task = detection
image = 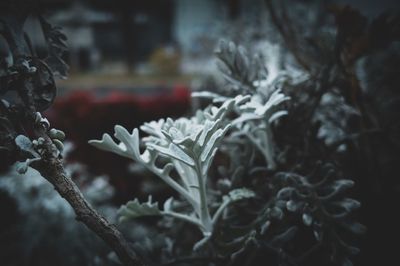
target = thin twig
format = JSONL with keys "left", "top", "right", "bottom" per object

{"left": 1, "top": 8, "right": 146, "bottom": 265}
{"left": 26, "top": 80, "right": 146, "bottom": 266}
{"left": 32, "top": 148, "right": 145, "bottom": 266}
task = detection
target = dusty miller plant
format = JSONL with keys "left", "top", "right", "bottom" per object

{"left": 91, "top": 41, "right": 364, "bottom": 266}
{"left": 90, "top": 96, "right": 256, "bottom": 250}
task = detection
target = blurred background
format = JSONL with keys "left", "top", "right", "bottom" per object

{"left": 1, "top": 0, "right": 400, "bottom": 265}
{"left": 21, "top": 0, "right": 399, "bottom": 187}
{"left": 25, "top": 0, "right": 400, "bottom": 85}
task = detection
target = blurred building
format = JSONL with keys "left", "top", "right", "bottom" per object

{"left": 30, "top": 0, "right": 399, "bottom": 75}
{"left": 31, "top": 0, "right": 258, "bottom": 74}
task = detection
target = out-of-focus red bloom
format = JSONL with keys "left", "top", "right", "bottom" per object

{"left": 45, "top": 85, "right": 190, "bottom": 202}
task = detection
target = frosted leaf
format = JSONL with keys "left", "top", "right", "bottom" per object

{"left": 226, "top": 188, "right": 256, "bottom": 202}
{"left": 163, "top": 197, "right": 174, "bottom": 212}
{"left": 286, "top": 200, "right": 301, "bottom": 212}
{"left": 302, "top": 213, "right": 313, "bottom": 226}
{"left": 118, "top": 196, "right": 161, "bottom": 222}
{"left": 148, "top": 143, "right": 195, "bottom": 166}
{"left": 15, "top": 135, "right": 40, "bottom": 158}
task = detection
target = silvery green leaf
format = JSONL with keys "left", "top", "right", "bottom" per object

{"left": 260, "top": 220, "right": 271, "bottom": 235}
{"left": 332, "top": 180, "right": 355, "bottom": 191}
{"left": 286, "top": 200, "right": 302, "bottom": 212}
{"left": 173, "top": 126, "right": 202, "bottom": 147}
{"left": 118, "top": 196, "right": 161, "bottom": 222}
{"left": 168, "top": 127, "right": 184, "bottom": 140}
{"left": 313, "top": 230, "right": 323, "bottom": 241}
{"left": 236, "top": 45, "right": 249, "bottom": 72}
{"left": 173, "top": 160, "right": 200, "bottom": 199}
{"left": 197, "top": 120, "right": 220, "bottom": 147}
{"left": 114, "top": 125, "right": 139, "bottom": 157}
{"left": 332, "top": 198, "right": 361, "bottom": 212}
{"left": 233, "top": 94, "right": 252, "bottom": 105}
{"left": 275, "top": 200, "right": 287, "bottom": 209}
{"left": 148, "top": 143, "right": 195, "bottom": 166}
{"left": 263, "top": 89, "right": 290, "bottom": 109}
{"left": 239, "top": 95, "right": 262, "bottom": 112}
{"left": 193, "top": 234, "right": 212, "bottom": 251}
{"left": 302, "top": 213, "right": 313, "bottom": 226}
{"left": 339, "top": 221, "right": 366, "bottom": 235}
{"left": 140, "top": 119, "right": 165, "bottom": 139}
{"left": 269, "top": 207, "right": 284, "bottom": 220}
{"left": 52, "top": 139, "right": 64, "bottom": 152}
{"left": 235, "top": 89, "right": 289, "bottom": 119}
{"left": 163, "top": 197, "right": 174, "bottom": 212}
{"left": 160, "top": 163, "right": 174, "bottom": 176}
{"left": 204, "top": 99, "right": 235, "bottom": 121}
{"left": 89, "top": 133, "right": 127, "bottom": 157}
{"left": 232, "top": 113, "right": 262, "bottom": 125}
{"left": 191, "top": 91, "right": 229, "bottom": 103}
{"left": 15, "top": 158, "right": 41, "bottom": 174}
{"left": 89, "top": 127, "right": 151, "bottom": 163}
{"left": 216, "top": 59, "right": 231, "bottom": 76}
{"left": 226, "top": 188, "right": 256, "bottom": 202}
{"left": 201, "top": 148, "right": 218, "bottom": 176}
{"left": 40, "top": 116, "right": 50, "bottom": 129}
{"left": 276, "top": 187, "right": 295, "bottom": 199}
{"left": 160, "top": 129, "right": 175, "bottom": 143}
{"left": 217, "top": 178, "right": 232, "bottom": 191}
{"left": 15, "top": 135, "right": 40, "bottom": 158}
{"left": 16, "top": 161, "right": 29, "bottom": 174}
{"left": 228, "top": 41, "right": 236, "bottom": 53}
{"left": 268, "top": 110, "right": 288, "bottom": 123}
{"left": 49, "top": 128, "right": 66, "bottom": 141}
{"left": 229, "top": 230, "right": 258, "bottom": 260}
{"left": 200, "top": 124, "right": 230, "bottom": 163}
{"left": 320, "top": 180, "right": 355, "bottom": 200}
{"left": 164, "top": 117, "right": 174, "bottom": 128}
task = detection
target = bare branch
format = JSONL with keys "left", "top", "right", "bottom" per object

{"left": 32, "top": 146, "right": 145, "bottom": 266}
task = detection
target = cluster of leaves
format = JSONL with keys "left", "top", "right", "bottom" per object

{"left": 89, "top": 96, "right": 257, "bottom": 249}
{"left": 2, "top": 1, "right": 399, "bottom": 266}
{"left": 90, "top": 38, "right": 364, "bottom": 266}
{"left": 91, "top": 3, "right": 399, "bottom": 265}
{"left": 0, "top": 7, "right": 69, "bottom": 173}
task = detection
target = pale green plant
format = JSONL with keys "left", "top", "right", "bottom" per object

{"left": 89, "top": 98, "right": 255, "bottom": 249}
{"left": 193, "top": 88, "right": 290, "bottom": 170}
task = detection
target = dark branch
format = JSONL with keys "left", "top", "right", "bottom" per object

{"left": 31, "top": 140, "right": 145, "bottom": 266}
{"left": 1, "top": 8, "right": 146, "bottom": 266}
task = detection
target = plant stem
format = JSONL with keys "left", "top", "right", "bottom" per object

{"left": 195, "top": 161, "right": 213, "bottom": 235}
{"left": 2, "top": 7, "right": 145, "bottom": 266}
{"left": 32, "top": 136, "right": 145, "bottom": 266}
{"left": 152, "top": 167, "right": 199, "bottom": 212}
{"left": 162, "top": 211, "right": 204, "bottom": 231}
{"left": 212, "top": 198, "right": 230, "bottom": 224}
